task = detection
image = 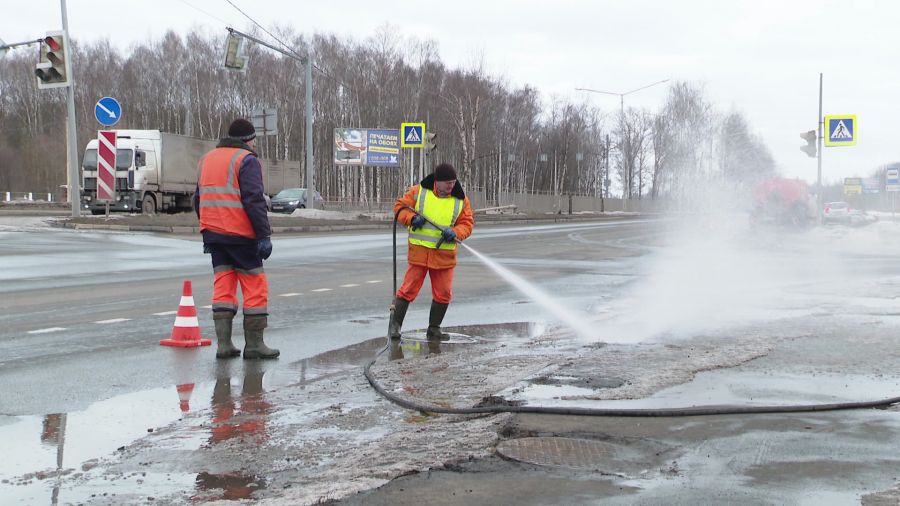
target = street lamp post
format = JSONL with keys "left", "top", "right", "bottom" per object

{"left": 576, "top": 79, "right": 669, "bottom": 205}
{"left": 576, "top": 78, "right": 670, "bottom": 116}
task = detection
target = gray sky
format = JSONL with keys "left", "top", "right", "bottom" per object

{"left": 5, "top": 0, "right": 899, "bottom": 184}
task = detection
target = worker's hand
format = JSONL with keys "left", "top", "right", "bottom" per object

{"left": 203, "top": 243, "right": 211, "bottom": 254}
{"left": 410, "top": 214, "right": 426, "bottom": 230}
{"left": 257, "top": 237, "right": 273, "bottom": 260}
{"left": 441, "top": 228, "right": 457, "bottom": 243}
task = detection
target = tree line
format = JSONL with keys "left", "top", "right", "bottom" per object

{"left": 0, "top": 25, "right": 776, "bottom": 203}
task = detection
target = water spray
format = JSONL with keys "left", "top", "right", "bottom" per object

{"left": 370, "top": 208, "right": 900, "bottom": 417}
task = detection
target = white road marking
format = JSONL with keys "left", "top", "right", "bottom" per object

{"left": 153, "top": 310, "right": 178, "bottom": 316}
{"left": 201, "top": 305, "right": 212, "bottom": 309}
{"left": 311, "top": 288, "right": 332, "bottom": 292}
{"left": 279, "top": 292, "right": 302, "bottom": 297}
{"left": 340, "top": 284, "right": 359, "bottom": 288}
{"left": 95, "top": 318, "right": 131, "bottom": 324}
{"left": 365, "top": 280, "right": 382, "bottom": 284}
{"left": 27, "top": 327, "right": 66, "bottom": 334}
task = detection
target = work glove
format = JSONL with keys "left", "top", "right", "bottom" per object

{"left": 203, "top": 243, "right": 211, "bottom": 254}
{"left": 257, "top": 237, "right": 273, "bottom": 260}
{"left": 441, "top": 227, "right": 457, "bottom": 243}
{"left": 410, "top": 214, "right": 426, "bottom": 230}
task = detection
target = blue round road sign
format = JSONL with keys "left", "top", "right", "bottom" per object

{"left": 95, "top": 96, "right": 122, "bottom": 127}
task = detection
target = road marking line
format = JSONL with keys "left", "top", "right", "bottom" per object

{"left": 279, "top": 292, "right": 302, "bottom": 297}
{"left": 201, "top": 305, "right": 212, "bottom": 309}
{"left": 28, "top": 327, "right": 66, "bottom": 334}
{"left": 311, "top": 288, "right": 332, "bottom": 292}
{"left": 365, "top": 280, "right": 382, "bottom": 284}
{"left": 153, "top": 310, "right": 178, "bottom": 316}
{"left": 340, "top": 284, "right": 359, "bottom": 288}
{"left": 95, "top": 318, "right": 131, "bottom": 324}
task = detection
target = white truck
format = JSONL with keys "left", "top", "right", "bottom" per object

{"left": 81, "top": 130, "right": 302, "bottom": 214}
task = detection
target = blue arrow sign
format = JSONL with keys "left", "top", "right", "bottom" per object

{"left": 94, "top": 96, "right": 121, "bottom": 127}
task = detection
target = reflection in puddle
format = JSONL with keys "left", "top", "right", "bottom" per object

{"left": 208, "top": 360, "right": 270, "bottom": 446}
{"left": 200, "top": 361, "right": 272, "bottom": 501}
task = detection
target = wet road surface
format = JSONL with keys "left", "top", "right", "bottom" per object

{"left": 4, "top": 215, "right": 900, "bottom": 504}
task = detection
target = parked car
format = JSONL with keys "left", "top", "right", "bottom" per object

{"left": 270, "top": 188, "right": 323, "bottom": 214}
{"left": 823, "top": 201, "right": 851, "bottom": 224}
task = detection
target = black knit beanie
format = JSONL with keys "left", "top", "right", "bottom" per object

{"left": 433, "top": 163, "right": 457, "bottom": 181}
{"left": 227, "top": 118, "right": 256, "bottom": 141}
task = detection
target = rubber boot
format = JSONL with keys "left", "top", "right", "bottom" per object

{"left": 426, "top": 301, "right": 450, "bottom": 341}
{"left": 388, "top": 339, "right": 404, "bottom": 361}
{"left": 214, "top": 311, "right": 241, "bottom": 359}
{"left": 388, "top": 297, "right": 410, "bottom": 341}
{"left": 242, "top": 315, "right": 280, "bottom": 359}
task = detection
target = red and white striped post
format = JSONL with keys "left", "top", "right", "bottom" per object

{"left": 96, "top": 131, "right": 116, "bottom": 210}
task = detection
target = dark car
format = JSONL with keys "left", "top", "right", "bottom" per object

{"left": 270, "top": 188, "right": 323, "bottom": 214}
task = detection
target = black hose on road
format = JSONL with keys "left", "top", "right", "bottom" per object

{"left": 369, "top": 207, "right": 900, "bottom": 417}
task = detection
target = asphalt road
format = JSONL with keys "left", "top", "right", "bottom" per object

{"left": 0, "top": 215, "right": 656, "bottom": 416}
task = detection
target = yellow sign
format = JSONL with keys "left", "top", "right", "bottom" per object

{"left": 824, "top": 115, "right": 857, "bottom": 147}
{"left": 400, "top": 122, "right": 426, "bottom": 148}
{"left": 843, "top": 177, "right": 862, "bottom": 195}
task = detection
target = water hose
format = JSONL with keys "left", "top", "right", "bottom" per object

{"left": 369, "top": 207, "right": 900, "bottom": 416}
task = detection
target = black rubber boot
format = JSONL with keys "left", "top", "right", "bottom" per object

{"left": 425, "top": 300, "right": 450, "bottom": 341}
{"left": 242, "top": 315, "right": 280, "bottom": 359}
{"left": 214, "top": 311, "right": 241, "bottom": 359}
{"left": 388, "top": 297, "right": 411, "bottom": 341}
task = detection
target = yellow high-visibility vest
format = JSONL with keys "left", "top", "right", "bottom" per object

{"left": 408, "top": 185, "right": 463, "bottom": 250}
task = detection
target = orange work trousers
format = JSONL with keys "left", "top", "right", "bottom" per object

{"left": 209, "top": 243, "right": 269, "bottom": 315}
{"left": 396, "top": 264, "right": 454, "bottom": 304}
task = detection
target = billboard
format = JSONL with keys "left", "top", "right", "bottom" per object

{"left": 334, "top": 128, "right": 400, "bottom": 167}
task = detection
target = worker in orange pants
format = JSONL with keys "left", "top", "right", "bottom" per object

{"left": 389, "top": 163, "right": 474, "bottom": 341}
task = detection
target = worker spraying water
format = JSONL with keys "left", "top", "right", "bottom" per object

{"left": 388, "top": 163, "right": 475, "bottom": 342}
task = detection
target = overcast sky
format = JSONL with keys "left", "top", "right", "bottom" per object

{"left": 4, "top": 0, "right": 899, "bottom": 184}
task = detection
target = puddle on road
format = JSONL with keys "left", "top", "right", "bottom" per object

{"left": 0, "top": 321, "right": 541, "bottom": 503}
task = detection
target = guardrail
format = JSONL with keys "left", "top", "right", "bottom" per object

{"left": 2, "top": 192, "right": 54, "bottom": 202}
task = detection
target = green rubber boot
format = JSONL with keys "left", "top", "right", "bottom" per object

{"left": 214, "top": 311, "right": 241, "bottom": 359}
{"left": 242, "top": 315, "right": 280, "bottom": 359}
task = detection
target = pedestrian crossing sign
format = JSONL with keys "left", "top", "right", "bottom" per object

{"left": 824, "top": 115, "right": 857, "bottom": 147}
{"left": 401, "top": 122, "right": 426, "bottom": 148}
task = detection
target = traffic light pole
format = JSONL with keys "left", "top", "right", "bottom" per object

{"left": 61, "top": 0, "right": 80, "bottom": 216}
{"left": 816, "top": 73, "right": 823, "bottom": 224}
{"left": 227, "top": 28, "right": 315, "bottom": 209}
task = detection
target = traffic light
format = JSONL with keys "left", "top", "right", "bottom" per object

{"left": 223, "top": 31, "right": 248, "bottom": 72}
{"left": 800, "top": 130, "right": 817, "bottom": 158}
{"left": 34, "top": 31, "right": 69, "bottom": 89}
{"left": 425, "top": 132, "right": 437, "bottom": 153}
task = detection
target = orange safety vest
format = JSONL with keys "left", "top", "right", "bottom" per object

{"left": 198, "top": 147, "right": 256, "bottom": 238}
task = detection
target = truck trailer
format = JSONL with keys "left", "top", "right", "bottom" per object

{"left": 81, "top": 130, "right": 302, "bottom": 214}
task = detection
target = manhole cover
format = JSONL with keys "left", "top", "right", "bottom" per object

{"left": 400, "top": 331, "right": 476, "bottom": 344}
{"left": 496, "top": 437, "right": 614, "bottom": 469}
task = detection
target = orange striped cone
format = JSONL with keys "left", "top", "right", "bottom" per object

{"left": 160, "top": 280, "right": 211, "bottom": 347}
{"left": 176, "top": 383, "right": 195, "bottom": 412}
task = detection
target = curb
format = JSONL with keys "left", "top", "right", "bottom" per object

{"left": 57, "top": 214, "right": 640, "bottom": 234}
